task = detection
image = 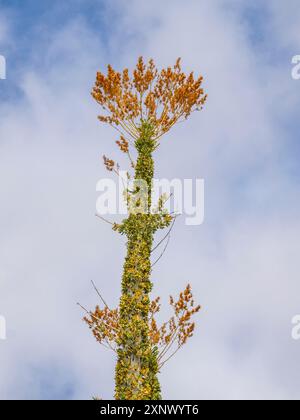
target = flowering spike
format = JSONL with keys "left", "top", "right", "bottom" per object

{"left": 86, "top": 57, "right": 206, "bottom": 400}
{"left": 91, "top": 57, "right": 207, "bottom": 145}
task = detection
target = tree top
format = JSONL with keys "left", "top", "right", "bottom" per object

{"left": 92, "top": 57, "right": 207, "bottom": 144}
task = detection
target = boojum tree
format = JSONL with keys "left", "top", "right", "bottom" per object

{"left": 84, "top": 58, "right": 207, "bottom": 400}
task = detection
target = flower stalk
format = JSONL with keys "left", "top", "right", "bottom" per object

{"left": 84, "top": 57, "right": 207, "bottom": 400}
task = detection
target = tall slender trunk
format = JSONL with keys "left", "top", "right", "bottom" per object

{"left": 115, "top": 123, "right": 161, "bottom": 400}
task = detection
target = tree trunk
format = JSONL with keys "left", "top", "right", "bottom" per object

{"left": 115, "top": 123, "right": 161, "bottom": 400}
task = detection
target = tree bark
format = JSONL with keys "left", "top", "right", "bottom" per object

{"left": 115, "top": 123, "right": 161, "bottom": 400}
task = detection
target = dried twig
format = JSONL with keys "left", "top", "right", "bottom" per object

{"left": 151, "top": 216, "right": 177, "bottom": 254}
{"left": 159, "top": 345, "right": 182, "bottom": 370}
{"left": 95, "top": 213, "right": 115, "bottom": 226}
{"left": 152, "top": 234, "right": 171, "bottom": 269}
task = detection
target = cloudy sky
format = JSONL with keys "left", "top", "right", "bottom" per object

{"left": 0, "top": 0, "right": 300, "bottom": 400}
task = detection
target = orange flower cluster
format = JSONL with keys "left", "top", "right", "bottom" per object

{"left": 84, "top": 285, "right": 200, "bottom": 369}
{"left": 103, "top": 155, "right": 115, "bottom": 172}
{"left": 84, "top": 305, "right": 119, "bottom": 352}
{"left": 116, "top": 135, "right": 129, "bottom": 153}
{"left": 92, "top": 57, "right": 207, "bottom": 143}
{"left": 150, "top": 284, "right": 201, "bottom": 368}
{"left": 169, "top": 284, "right": 201, "bottom": 346}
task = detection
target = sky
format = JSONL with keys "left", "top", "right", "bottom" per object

{"left": 0, "top": 0, "right": 300, "bottom": 400}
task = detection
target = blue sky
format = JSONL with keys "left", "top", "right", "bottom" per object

{"left": 0, "top": 0, "right": 108, "bottom": 99}
{"left": 0, "top": 0, "right": 300, "bottom": 400}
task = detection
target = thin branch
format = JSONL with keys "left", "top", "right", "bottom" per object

{"left": 77, "top": 302, "right": 90, "bottom": 314}
{"left": 112, "top": 167, "right": 128, "bottom": 195}
{"left": 151, "top": 216, "right": 176, "bottom": 254}
{"left": 152, "top": 234, "right": 171, "bottom": 269}
{"left": 95, "top": 213, "right": 115, "bottom": 226}
{"left": 127, "top": 150, "right": 136, "bottom": 169}
{"left": 158, "top": 323, "right": 181, "bottom": 362}
{"left": 159, "top": 345, "right": 182, "bottom": 370}
{"left": 91, "top": 280, "right": 111, "bottom": 310}
{"left": 103, "top": 339, "right": 117, "bottom": 353}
